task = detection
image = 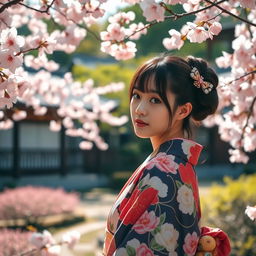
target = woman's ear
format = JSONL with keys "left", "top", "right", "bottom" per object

{"left": 176, "top": 102, "right": 192, "bottom": 120}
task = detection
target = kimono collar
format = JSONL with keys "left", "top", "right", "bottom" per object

{"left": 159, "top": 138, "right": 203, "bottom": 166}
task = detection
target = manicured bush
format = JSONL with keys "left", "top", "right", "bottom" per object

{"left": 0, "top": 186, "right": 79, "bottom": 221}
{"left": 201, "top": 174, "right": 256, "bottom": 256}
{"left": 0, "top": 228, "right": 34, "bottom": 256}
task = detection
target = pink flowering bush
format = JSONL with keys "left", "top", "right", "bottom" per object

{"left": 0, "top": 228, "right": 81, "bottom": 256}
{"left": 0, "top": 186, "right": 79, "bottom": 221}
{"left": 0, "top": 228, "right": 34, "bottom": 256}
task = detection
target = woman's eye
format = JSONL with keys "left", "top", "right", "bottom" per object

{"left": 132, "top": 93, "right": 140, "bottom": 99}
{"left": 150, "top": 97, "right": 161, "bottom": 104}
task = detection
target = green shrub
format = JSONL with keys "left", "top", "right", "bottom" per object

{"left": 201, "top": 174, "right": 256, "bottom": 256}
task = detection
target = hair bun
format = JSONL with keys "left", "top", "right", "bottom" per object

{"left": 186, "top": 56, "right": 219, "bottom": 121}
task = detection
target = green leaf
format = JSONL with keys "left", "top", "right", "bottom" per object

{"left": 159, "top": 212, "right": 166, "bottom": 226}
{"left": 185, "top": 183, "right": 193, "bottom": 190}
{"left": 142, "top": 185, "right": 151, "bottom": 191}
{"left": 138, "top": 180, "right": 143, "bottom": 189}
{"left": 152, "top": 226, "right": 161, "bottom": 235}
{"left": 126, "top": 245, "right": 136, "bottom": 256}
{"left": 176, "top": 180, "right": 183, "bottom": 188}
{"left": 150, "top": 238, "right": 165, "bottom": 251}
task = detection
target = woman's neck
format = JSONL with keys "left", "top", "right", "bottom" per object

{"left": 150, "top": 130, "right": 185, "bottom": 151}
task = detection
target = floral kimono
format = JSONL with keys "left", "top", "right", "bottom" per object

{"left": 103, "top": 138, "right": 204, "bottom": 256}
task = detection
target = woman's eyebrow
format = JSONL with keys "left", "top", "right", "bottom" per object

{"left": 133, "top": 87, "right": 159, "bottom": 94}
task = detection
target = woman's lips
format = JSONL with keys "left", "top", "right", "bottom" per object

{"left": 135, "top": 119, "right": 148, "bottom": 127}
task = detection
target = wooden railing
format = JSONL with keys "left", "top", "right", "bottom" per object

{"left": 0, "top": 149, "right": 85, "bottom": 174}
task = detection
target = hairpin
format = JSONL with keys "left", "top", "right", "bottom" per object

{"left": 190, "top": 67, "right": 214, "bottom": 94}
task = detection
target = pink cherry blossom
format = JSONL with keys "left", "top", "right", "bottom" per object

{"left": 229, "top": 149, "right": 249, "bottom": 163}
{"left": 41, "top": 245, "right": 61, "bottom": 256}
{"left": 133, "top": 210, "right": 160, "bottom": 234}
{"left": 27, "top": 18, "right": 48, "bottom": 34}
{"left": 0, "top": 78, "right": 18, "bottom": 109}
{"left": 163, "top": 29, "right": 184, "bottom": 50}
{"left": 65, "top": 2, "right": 84, "bottom": 23}
{"left": 108, "top": 11, "right": 135, "bottom": 24}
{"left": 183, "top": 0, "right": 200, "bottom": 13}
{"left": 57, "top": 25, "right": 86, "bottom": 52}
{"left": 0, "top": 27, "right": 25, "bottom": 52}
{"left": 0, "top": 119, "right": 13, "bottom": 129}
{"left": 49, "top": 120, "right": 61, "bottom": 132}
{"left": 239, "top": 0, "right": 256, "bottom": 9}
{"left": 243, "top": 131, "right": 256, "bottom": 152}
{"left": 111, "top": 41, "right": 137, "bottom": 60}
{"left": 0, "top": 50, "right": 23, "bottom": 73}
{"left": 29, "top": 230, "right": 55, "bottom": 249}
{"left": 25, "top": 53, "right": 59, "bottom": 71}
{"left": 0, "top": 10, "right": 12, "bottom": 30}
{"left": 165, "top": 0, "right": 187, "bottom": 4}
{"left": 183, "top": 232, "right": 199, "bottom": 256}
{"left": 215, "top": 51, "right": 233, "bottom": 68}
{"left": 0, "top": 229, "right": 34, "bottom": 256}
{"left": 123, "top": 0, "right": 142, "bottom": 4}
{"left": 245, "top": 206, "right": 256, "bottom": 221}
{"left": 34, "top": 106, "right": 47, "bottom": 116}
{"left": 209, "top": 21, "right": 222, "bottom": 36}
{"left": 53, "top": 0, "right": 68, "bottom": 9}
{"left": 140, "top": 0, "right": 165, "bottom": 22}
{"left": 128, "top": 22, "right": 147, "bottom": 40}
{"left": 62, "top": 231, "right": 81, "bottom": 249}
{"left": 106, "top": 23, "right": 126, "bottom": 41}
{"left": 12, "top": 110, "right": 27, "bottom": 121}
{"left": 79, "top": 141, "right": 93, "bottom": 150}
{"left": 186, "top": 22, "right": 209, "bottom": 43}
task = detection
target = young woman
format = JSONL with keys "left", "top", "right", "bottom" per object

{"left": 103, "top": 55, "right": 230, "bottom": 256}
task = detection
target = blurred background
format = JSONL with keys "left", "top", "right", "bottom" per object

{"left": 0, "top": 3, "right": 256, "bottom": 256}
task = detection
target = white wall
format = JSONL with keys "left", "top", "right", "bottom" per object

{"left": 0, "top": 129, "right": 12, "bottom": 149}
{"left": 20, "top": 123, "right": 59, "bottom": 149}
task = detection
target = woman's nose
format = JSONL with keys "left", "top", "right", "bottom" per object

{"left": 135, "top": 101, "right": 147, "bottom": 115}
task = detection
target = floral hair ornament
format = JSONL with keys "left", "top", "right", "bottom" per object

{"left": 190, "top": 67, "right": 214, "bottom": 94}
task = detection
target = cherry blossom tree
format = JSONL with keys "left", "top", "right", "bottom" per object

{"left": 0, "top": 0, "right": 255, "bottom": 163}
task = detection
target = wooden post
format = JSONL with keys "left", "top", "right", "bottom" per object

{"left": 13, "top": 122, "right": 19, "bottom": 178}
{"left": 60, "top": 124, "right": 67, "bottom": 176}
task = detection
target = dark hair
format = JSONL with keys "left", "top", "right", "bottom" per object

{"left": 129, "top": 55, "right": 219, "bottom": 138}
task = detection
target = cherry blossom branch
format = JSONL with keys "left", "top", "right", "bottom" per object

{"left": 18, "top": 248, "right": 38, "bottom": 256}
{"left": 163, "top": 0, "right": 227, "bottom": 20}
{"left": 17, "top": 241, "right": 67, "bottom": 256}
{"left": 18, "top": 0, "right": 55, "bottom": 14}
{"left": 204, "top": 11, "right": 223, "bottom": 23}
{"left": 239, "top": 96, "right": 256, "bottom": 144}
{"left": 244, "top": 8, "right": 254, "bottom": 38}
{"left": 221, "top": 70, "right": 256, "bottom": 87}
{"left": 124, "top": 21, "right": 157, "bottom": 41}
{"left": 204, "top": 0, "right": 256, "bottom": 27}
{"left": 125, "top": 0, "right": 226, "bottom": 41}
{"left": 0, "top": 0, "right": 23, "bottom": 13}
{"left": 53, "top": 8, "right": 101, "bottom": 41}
{"left": 15, "top": 42, "right": 47, "bottom": 56}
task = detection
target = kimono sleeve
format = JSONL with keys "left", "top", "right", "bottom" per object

{"left": 113, "top": 162, "right": 201, "bottom": 256}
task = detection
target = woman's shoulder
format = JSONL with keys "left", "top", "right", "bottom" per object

{"left": 157, "top": 138, "right": 203, "bottom": 166}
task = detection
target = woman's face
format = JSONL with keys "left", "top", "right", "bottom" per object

{"left": 130, "top": 77, "right": 178, "bottom": 141}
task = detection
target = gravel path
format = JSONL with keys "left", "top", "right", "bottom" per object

{"left": 53, "top": 191, "right": 117, "bottom": 256}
